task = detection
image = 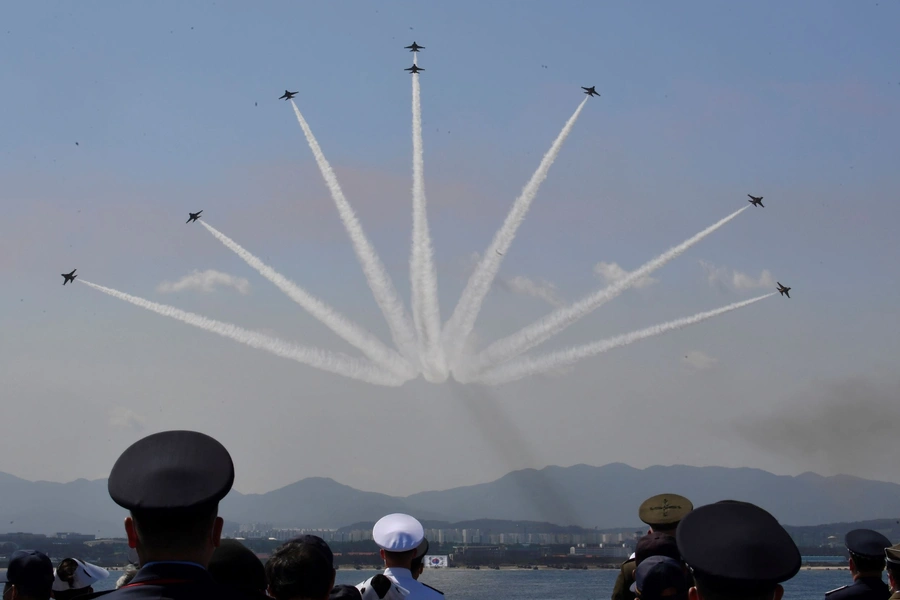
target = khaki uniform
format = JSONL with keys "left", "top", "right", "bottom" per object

{"left": 611, "top": 559, "right": 637, "bottom": 600}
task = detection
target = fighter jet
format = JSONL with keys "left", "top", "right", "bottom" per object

{"left": 582, "top": 86, "right": 600, "bottom": 97}
{"left": 61, "top": 269, "right": 77, "bottom": 285}
{"left": 776, "top": 282, "right": 791, "bottom": 298}
{"left": 405, "top": 64, "right": 423, "bottom": 74}
{"left": 747, "top": 194, "right": 764, "bottom": 207}
{"left": 186, "top": 210, "right": 203, "bottom": 224}
{"left": 405, "top": 41, "right": 424, "bottom": 52}
{"left": 279, "top": 90, "right": 298, "bottom": 101}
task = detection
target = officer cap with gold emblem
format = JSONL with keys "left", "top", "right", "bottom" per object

{"left": 845, "top": 529, "right": 891, "bottom": 560}
{"left": 676, "top": 500, "right": 801, "bottom": 593}
{"left": 108, "top": 430, "right": 235, "bottom": 515}
{"left": 639, "top": 494, "right": 693, "bottom": 529}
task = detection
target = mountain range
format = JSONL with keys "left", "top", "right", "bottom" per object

{"left": 2, "top": 463, "right": 899, "bottom": 538}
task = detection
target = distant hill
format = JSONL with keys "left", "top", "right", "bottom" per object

{"left": 2, "top": 464, "right": 900, "bottom": 537}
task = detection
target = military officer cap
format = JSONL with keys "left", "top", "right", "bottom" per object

{"left": 108, "top": 430, "right": 235, "bottom": 514}
{"left": 676, "top": 500, "right": 801, "bottom": 593}
{"left": 639, "top": 494, "right": 693, "bottom": 528}
{"left": 885, "top": 543, "right": 900, "bottom": 565}
{"left": 845, "top": 529, "right": 891, "bottom": 560}
{"left": 373, "top": 513, "right": 424, "bottom": 552}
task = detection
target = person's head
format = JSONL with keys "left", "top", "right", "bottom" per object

{"left": 632, "top": 556, "right": 690, "bottom": 600}
{"left": 208, "top": 539, "right": 268, "bottom": 600}
{"left": 635, "top": 532, "right": 681, "bottom": 566}
{"left": 372, "top": 513, "right": 425, "bottom": 570}
{"left": 885, "top": 544, "right": 900, "bottom": 591}
{"left": 409, "top": 538, "right": 429, "bottom": 580}
{"left": 52, "top": 558, "right": 109, "bottom": 600}
{"left": 844, "top": 529, "right": 891, "bottom": 579}
{"left": 676, "top": 501, "right": 800, "bottom": 600}
{"left": 1, "top": 550, "right": 54, "bottom": 600}
{"left": 266, "top": 538, "right": 335, "bottom": 600}
{"left": 639, "top": 494, "right": 693, "bottom": 535}
{"left": 108, "top": 430, "right": 235, "bottom": 566}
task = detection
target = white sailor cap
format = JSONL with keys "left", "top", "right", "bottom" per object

{"left": 52, "top": 558, "right": 110, "bottom": 592}
{"left": 372, "top": 513, "right": 424, "bottom": 552}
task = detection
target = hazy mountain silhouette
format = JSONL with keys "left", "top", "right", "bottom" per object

{"left": 2, "top": 464, "right": 899, "bottom": 537}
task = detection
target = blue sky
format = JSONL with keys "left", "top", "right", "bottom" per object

{"left": 1, "top": 1, "right": 899, "bottom": 496}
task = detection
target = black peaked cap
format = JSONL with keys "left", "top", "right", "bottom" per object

{"left": 845, "top": 529, "right": 892, "bottom": 559}
{"left": 108, "top": 430, "right": 234, "bottom": 512}
{"left": 676, "top": 501, "right": 800, "bottom": 593}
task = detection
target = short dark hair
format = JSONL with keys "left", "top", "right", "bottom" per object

{"left": 266, "top": 541, "right": 334, "bottom": 600}
{"left": 131, "top": 504, "right": 218, "bottom": 553}
{"left": 383, "top": 549, "right": 417, "bottom": 564}
{"left": 853, "top": 555, "right": 885, "bottom": 573}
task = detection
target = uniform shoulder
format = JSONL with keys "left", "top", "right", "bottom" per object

{"left": 421, "top": 582, "right": 444, "bottom": 596}
{"left": 824, "top": 585, "right": 850, "bottom": 597}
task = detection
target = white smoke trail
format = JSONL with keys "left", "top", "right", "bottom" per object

{"left": 410, "top": 70, "right": 446, "bottom": 380}
{"left": 80, "top": 280, "right": 405, "bottom": 386}
{"left": 473, "top": 293, "right": 774, "bottom": 385}
{"left": 464, "top": 206, "right": 750, "bottom": 377}
{"left": 442, "top": 98, "right": 589, "bottom": 368}
{"left": 200, "top": 221, "right": 415, "bottom": 379}
{"left": 289, "top": 100, "right": 420, "bottom": 366}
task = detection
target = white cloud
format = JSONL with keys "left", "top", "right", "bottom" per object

{"left": 463, "top": 253, "right": 565, "bottom": 307}
{"left": 108, "top": 406, "right": 147, "bottom": 431}
{"left": 593, "top": 262, "right": 658, "bottom": 289}
{"left": 699, "top": 260, "right": 775, "bottom": 292}
{"left": 683, "top": 350, "right": 719, "bottom": 370}
{"left": 496, "top": 275, "right": 565, "bottom": 307}
{"left": 157, "top": 269, "right": 251, "bottom": 295}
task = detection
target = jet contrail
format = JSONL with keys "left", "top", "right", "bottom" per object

{"left": 461, "top": 205, "right": 751, "bottom": 378}
{"left": 442, "top": 98, "right": 589, "bottom": 369}
{"left": 200, "top": 221, "right": 415, "bottom": 380}
{"left": 473, "top": 293, "right": 774, "bottom": 385}
{"left": 410, "top": 70, "right": 446, "bottom": 381}
{"left": 290, "top": 100, "right": 420, "bottom": 367}
{"left": 79, "top": 280, "right": 405, "bottom": 387}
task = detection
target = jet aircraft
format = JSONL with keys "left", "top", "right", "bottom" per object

{"left": 582, "top": 86, "right": 600, "bottom": 97}
{"left": 405, "top": 41, "right": 424, "bottom": 52}
{"left": 776, "top": 282, "right": 791, "bottom": 298}
{"left": 279, "top": 90, "right": 298, "bottom": 100}
{"left": 405, "top": 64, "right": 423, "bottom": 74}
{"left": 186, "top": 210, "right": 203, "bottom": 224}
{"left": 747, "top": 194, "right": 764, "bottom": 207}
{"left": 61, "top": 269, "right": 77, "bottom": 285}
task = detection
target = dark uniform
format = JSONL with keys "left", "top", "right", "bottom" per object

{"left": 824, "top": 529, "right": 892, "bottom": 600}
{"left": 84, "top": 430, "right": 243, "bottom": 600}
{"left": 611, "top": 494, "right": 693, "bottom": 600}
{"left": 676, "top": 501, "right": 801, "bottom": 596}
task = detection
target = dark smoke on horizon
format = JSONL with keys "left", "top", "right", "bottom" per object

{"left": 447, "top": 380, "right": 581, "bottom": 527}
{"left": 734, "top": 377, "right": 900, "bottom": 479}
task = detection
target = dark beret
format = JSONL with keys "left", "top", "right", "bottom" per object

{"left": 639, "top": 494, "right": 693, "bottom": 528}
{"left": 108, "top": 430, "right": 234, "bottom": 512}
{"left": 845, "top": 529, "right": 892, "bottom": 560}
{"left": 676, "top": 501, "right": 800, "bottom": 593}
{"left": 635, "top": 532, "right": 681, "bottom": 566}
